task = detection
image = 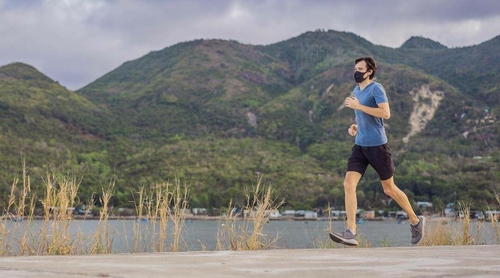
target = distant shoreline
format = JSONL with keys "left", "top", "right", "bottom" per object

{"left": 5, "top": 215, "right": 474, "bottom": 222}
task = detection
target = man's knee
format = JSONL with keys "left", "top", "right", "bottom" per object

{"left": 381, "top": 180, "right": 396, "bottom": 197}
{"left": 343, "top": 180, "right": 357, "bottom": 193}
{"left": 382, "top": 186, "right": 394, "bottom": 197}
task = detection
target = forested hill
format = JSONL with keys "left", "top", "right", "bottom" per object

{"left": 0, "top": 63, "right": 111, "bottom": 197}
{"left": 1, "top": 30, "right": 499, "bottom": 212}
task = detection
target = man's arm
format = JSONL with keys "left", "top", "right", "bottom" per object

{"left": 345, "top": 97, "right": 391, "bottom": 119}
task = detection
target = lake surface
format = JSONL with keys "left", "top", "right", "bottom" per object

{"left": 4, "top": 219, "right": 499, "bottom": 253}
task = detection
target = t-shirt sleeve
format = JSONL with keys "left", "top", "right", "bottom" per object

{"left": 373, "top": 84, "right": 388, "bottom": 104}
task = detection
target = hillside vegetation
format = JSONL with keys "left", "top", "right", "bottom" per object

{"left": 1, "top": 29, "right": 499, "bottom": 213}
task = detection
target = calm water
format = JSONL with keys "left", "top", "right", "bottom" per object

{"left": 4, "top": 219, "right": 498, "bottom": 253}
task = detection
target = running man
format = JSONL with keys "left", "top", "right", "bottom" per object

{"left": 329, "top": 57, "right": 425, "bottom": 246}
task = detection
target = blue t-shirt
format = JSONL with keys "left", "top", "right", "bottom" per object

{"left": 352, "top": 82, "right": 388, "bottom": 147}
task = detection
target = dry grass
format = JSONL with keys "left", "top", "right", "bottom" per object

{"left": 216, "top": 177, "right": 284, "bottom": 250}
{"left": 490, "top": 212, "right": 500, "bottom": 244}
{"left": 0, "top": 168, "right": 190, "bottom": 256}
{"left": 132, "top": 179, "right": 189, "bottom": 252}
{"left": 0, "top": 167, "right": 84, "bottom": 256}
{"left": 324, "top": 201, "right": 498, "bottom": 248}
{"left": 91, "top": 180, "right": 115, "bottom": 254}
{"left": 1, "top": 163, "right": 34, "bottom": 255}
{"left": 489, "top": 191, "right": 500, "bottom": 243}
{"left": 170, "top": 179, "right": 189, "bottom": 252}
{"left": 42, "top": 173, "right": 81, "bottom": 255}
{"left": 420, "top": 202, "right": 496, "bottom": 246}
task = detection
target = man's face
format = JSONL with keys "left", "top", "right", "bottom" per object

{"left": 354, "top": 61, "right": 368, "bottom": 74}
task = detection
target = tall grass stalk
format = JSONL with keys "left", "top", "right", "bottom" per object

{"left": 169, "top": 178, "right": 189, "bottom": 252}
{"left": 134, "top": 183, "right": 162, "bottom": 252}
{"left": 217, "top": 177, "right": 284, "bottom": 250}
{"left": 0, "top": 171, "right": 83, "bottom": 255}
{"left": 133, "top": 185, "right": 147, "bottom": 252}
{"left": 457, "top": 202, "right": 473, "bottom": 245}
{"left": 18, "top": 165, "right": 37, "bottom": 254}
{"left": 133, "top": 180, "right": 189, "bottom": 252}
{"left": 491, "top": 191, "right": 500, "bottom": 243}
{"left": 91, "top": 180, "right": 115, "bottom": 254}
{"left": 40, "top": 173, "right": 80, "bottom": 255}
{"left": 1, "top": 169, "right": 33, "bottom": 255}
{"left": 308, "top": 205, "right": 334, "bottom": 249}
{"left": 422, "top": 202, "right": 475, "bottom": 246}
{"left": 154, "top": 183, "right": 168, "bottom": 252}
{"left": 492, "top": 212, "right": 500, "bottom": 244}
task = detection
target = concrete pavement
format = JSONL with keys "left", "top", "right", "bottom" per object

{"left": 0, "top": 245, "right": 499, "bottom": 277}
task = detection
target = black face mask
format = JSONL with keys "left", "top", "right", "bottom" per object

{"left": 354, "top": 71, "right": 369, "bottom": 83}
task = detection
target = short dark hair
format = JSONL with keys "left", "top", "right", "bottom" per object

{"left": 355, "top": 57, "right": 376, "bottom": 79}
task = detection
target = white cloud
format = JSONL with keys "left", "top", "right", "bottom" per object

{"left": 0, "top": 0, "right": 499, "bottom": 90}
{"left": 47, "top": 0, "right": 105, "bottom": 22}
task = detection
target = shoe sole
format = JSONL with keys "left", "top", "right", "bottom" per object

{"left": 329, "top": 232, "right": 358, "bottom": 246}
{"left": 412, "top": 216, "right": 426, "bottom": 245}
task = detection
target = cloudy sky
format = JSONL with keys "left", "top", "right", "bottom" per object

{"left": 1, "top": 0, "right": 499, "bottom": 90}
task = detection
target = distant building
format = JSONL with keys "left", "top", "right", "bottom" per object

{"left": 417, "top": 202, "right": 433, "bottom": 210}
{"left": 304, "top": 210, "right": 318, "bottom": 219}
{"left": 396, "top": 210, "right": 408, "bottom": 220}
{"left": 268, "top": 210, "right": 282, "bottom": 219}
{"left": 361, "top": 211, "right": 375, "bottom": 219}
{"left": 485, "top": 211, "right": 500, "bottom": 221}
{"left": 282, "top": 210, "right": 296, "bottom": 218}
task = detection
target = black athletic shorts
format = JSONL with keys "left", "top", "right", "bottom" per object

{"left": 346, "top": 144, "right": 395, "bottom": 181}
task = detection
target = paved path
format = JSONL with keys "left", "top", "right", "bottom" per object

{"left": 0, "top": 245, "right": 499, "bottom": 277}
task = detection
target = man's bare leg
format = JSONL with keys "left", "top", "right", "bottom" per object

{"left": 381, "top": 177, "right": 419, "bottom": 224}
{"left": 344, "top": 171, "right": 363, "bottom": 233}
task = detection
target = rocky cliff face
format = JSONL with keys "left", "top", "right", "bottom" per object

{"left": 403, "top": 85, "right": 444, "bottom": 144}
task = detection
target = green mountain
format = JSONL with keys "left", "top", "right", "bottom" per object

{"left": 400, "top": 36, "right": 448, "bottom": 50}
{"left": 79, "top": 39, "right": 293, "bottom": 141}
{"left": 413, "top": 35, "right": 500, "bottom": 106}
{"left": 2, "top": 30, "right": 499, "bottom": 212}
{"left": 0, "top": 63, "right": 113, "bottom": 197}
